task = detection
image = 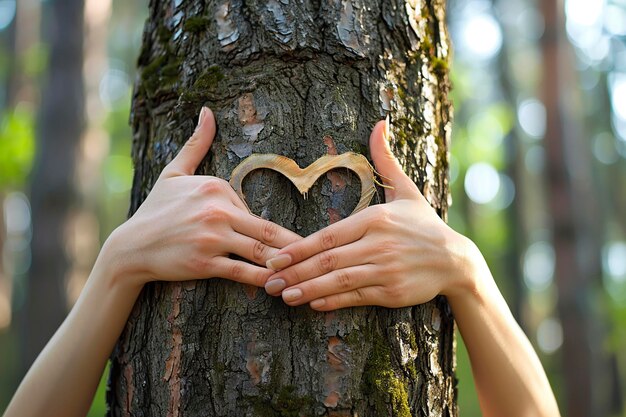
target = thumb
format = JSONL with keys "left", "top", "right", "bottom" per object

{"left": 369, "top": 118, "right": 419, "bottom": 201}
{"left": 161, "top": 106, "right": 216, "bottom": 178}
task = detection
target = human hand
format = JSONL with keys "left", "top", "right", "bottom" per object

{"left": 263, "top": 119, "right": 478, "bottom": 310}
{"left": 105, "top": 107, "right": 301, "bottom": 288}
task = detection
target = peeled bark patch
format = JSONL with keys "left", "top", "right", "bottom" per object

{"left": 108, "top": 1, "right": 455, "bottom": 416}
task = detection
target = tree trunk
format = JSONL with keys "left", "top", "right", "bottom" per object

{"left": 108, "top": 1, "right": 455, "bottom": 415}
{"left": 540, "top": 1, "right": 619, "bottom": 415}
{"left": 18, "top": 0, "right": 84, "bottom": 374}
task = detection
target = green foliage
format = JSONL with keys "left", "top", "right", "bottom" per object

{"left": 22, "top": 43, "right": 49, "bottom": 77}
{"left": 0, "top": 107, "right": 35, "bottom": 188}
{"left": 87, "top": 363, "right": 110, "bottom": 417}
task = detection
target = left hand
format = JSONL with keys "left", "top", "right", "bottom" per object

{"left": 263, "top": 119, "right": 477, "bottom": 311}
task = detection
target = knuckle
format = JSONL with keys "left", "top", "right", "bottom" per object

{"left": 261, "top": 221, "right": 278, "bottom": 244}
{"left": 335, "top": 270, "right": 352, "bottom": 291}
{"left": 352, "top": 288, "right": 367, "bottom": 304}
{"left": 371, "top": 205, "right": 392, "bottom": 225}
{"left": 196, "top": 178, "right": 225, "bottom": 195}
{"left": 201, "top": 204, "right": 230, "bottom": 223}
{"left": 229, "top": 262, "right": 244, "bottom": 281}
{"left": 193, "top": 233, "right": 217, "bottom": 249}
{"left": 376, "top": 240, "right": 397, "bottom": 256}
{"left": 317, "top": 251, "right": 337, "bottom": 274}
{"left": 383, "top": 284, "right": 401, "bottom": 300}
{"left": 252, "top": 240, "right": 269, "bottom": 263}
{"left": 187, "top": 256, "right": 211, "bottom": 276}
{"left": 254, "top": 268, "right": 271, "bottom": 287}
{"left": 283, "top": 266, "right": 301, "bottom": 285}
{"left": 320, "top": 229, "right": 337, "bottom": 250}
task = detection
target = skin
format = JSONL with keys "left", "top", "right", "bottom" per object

{"left": 264, "top": 120, "right": 562, "bottom": 417}
{"left": 4, "top": 107, "right": 560, "bottom": 417}
{"left": 3, "top": 108, "right": 300, "bottom": 417}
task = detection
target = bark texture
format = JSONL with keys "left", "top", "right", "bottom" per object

{"left": 108, "top": 1, "right": 455, "bottom": 415}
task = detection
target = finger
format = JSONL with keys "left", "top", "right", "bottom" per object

{"left": 279, "top": 265, "right": 379, "bottom": 306}
{"left": 369, "top": 118, "right": 420, "bottom": 201}
{"left": 232, "top": 211, "right": 302, "bottom": 248}
{"left": 210, "top": 257, "right": 274, "bottom": 287}
{"left": 227, "top": 233, "right": 281, "bottom": 266}
{"left": 264, "top": 242, "right": 372, "bottom": 295}
{"left": 161, "top": 107, "right": 216, "bottom": 178}
{"left": 265, "top": 209, "right": 371, "bottom": 271}
{"left": 308, "top": 286, "right": 385, "bottom": 311}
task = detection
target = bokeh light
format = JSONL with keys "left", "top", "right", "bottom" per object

{"left": 0, "top": 0, "right": 15, "bottom": 31}
{"left": 537, "top": 317, "right": 564, "bottom": 354}
{"left": 523, "top": 241, "right": 555, "bottom": 292}
{"left": 464, "top": 162, "right": 501, "bottom": 205}
{"left": 517, "top": 98, "right": 547, "bottom": 139}
{"left": 453, "top": 1, "right": 503, "bottom": 62}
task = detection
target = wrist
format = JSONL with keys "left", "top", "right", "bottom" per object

{"left": 440, "top": 232, "right": 490, "bottom": 306}
{"left": 95, "top": 225, "right": 150, "bottom": 291}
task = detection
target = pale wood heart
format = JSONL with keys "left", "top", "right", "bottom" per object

{"left": 229, "top": 152, "right": 376, "bottom": 216}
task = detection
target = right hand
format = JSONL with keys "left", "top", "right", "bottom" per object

{"left": 263, "top": 120, "right": 478, "bottom": 310}
{"left": 106, "top": 107, "right": 302, "bottom": 288}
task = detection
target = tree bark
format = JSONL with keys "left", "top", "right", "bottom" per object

{"left": 18, "top": 0, "right": 84, "bottom": 374}
{"left": 108, "top": 1, "right": 455, "bottom": 415}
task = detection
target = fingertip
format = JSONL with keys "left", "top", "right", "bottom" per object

{"left": 309, "top": 298, "right": 327, "bottom": 310}
{"left": 370, "top": 119, "right": 388, "bottom": 145}
{"left": 266, "top": 254, "right": 292, "bottom": 271}
{"left": 195, "top": 106, "right": 216, "bottom": 140}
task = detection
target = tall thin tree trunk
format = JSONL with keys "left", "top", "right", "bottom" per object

{"left": 540, "top": 0, "right": 619, "bottom": 415}
{"left": 19, "top": 0, "right": 85, "bottom": 373}
{"left": 108, "top": 1, "right": 455, "bottom": 415}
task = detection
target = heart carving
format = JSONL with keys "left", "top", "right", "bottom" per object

{"left": 229, "top": 152, "right": 376, "bottom": 216}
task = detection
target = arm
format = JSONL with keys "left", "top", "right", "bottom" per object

{"left": 4, "top": 107, "right": 301, "bottom": 417}
{"left": 263, "top": 120, "right": 561, "bottom": 417}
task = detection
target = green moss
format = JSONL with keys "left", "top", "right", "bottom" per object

{"left": 183, "top": 16, "right": 210, "bottom": 33}
{"left": 247, "top": 361, "right": 313, "bottom": 417}
{"left": 194, "top": 65, "right": 225, "bottom": 88}
{"left": 141, "top": 55, "right": 166, "bottom": 81}
{"left": 393, "top": 116, "right": 424, "bottom": 148}
{"left": 140, "top": 54, "right": 182, "bottom": 96}
{"left": 420, "top": 37, "right": 433, "bottom": 55}
{"left": 431, "top": 56, "right": 448, "bottom": 76}
{"left": 351, "top": 141, "right": 368, "bottom": 156}
{"left": 157, "top": 25, "right": 173, "bottom": 43}
{"left": 179, "top": 65, "right": 225, "bottom": 103}
{"left": 362, "top": 331, "right": 412, "bottom": 417}
{"left": 252, "top": 385, "right": 313, "bottom": 417}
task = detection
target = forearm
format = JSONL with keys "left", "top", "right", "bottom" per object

{"left": 448, "top": 251, "right": 560, "bottom": 417}
{"left": 4, "top": 236, "right": 143, "bottom": 417}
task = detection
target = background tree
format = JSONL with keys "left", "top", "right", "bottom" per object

{"left": 19, "top": 0, "right": 85, "bottom": 374}
{"left": 106, "top": 1, "right": 455, "bottom": 415}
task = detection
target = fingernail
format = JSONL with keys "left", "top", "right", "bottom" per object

{"left": 310, "top": 299, "right": 326, "bottom": 309}
{"left": 196, "top": 106, "right": 208, "bottom": 129}
{"left": 266, "top": 254, "right": 292, "bottom": 271}
{"left": 282, "top": 288, "right": 302, "bottom": 302}
{"left": 264, "top": 278, "right": 286, "bottom": 294}
{"left": 384, "top": 114, "right": 390, "bottom": 141}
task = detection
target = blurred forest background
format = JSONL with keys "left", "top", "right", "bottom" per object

{"left": 0, "top": 0, "right": 625, "bottom": 416}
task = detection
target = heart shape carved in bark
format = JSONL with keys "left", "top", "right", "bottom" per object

{"left": 229, "top": 152, "right": 376, "bottom": 216}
